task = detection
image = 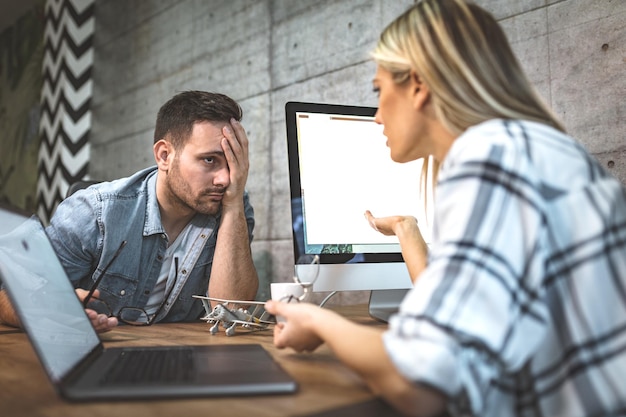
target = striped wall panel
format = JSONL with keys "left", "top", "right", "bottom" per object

{"left": 37, "top": 0, "right": 95, "bottom": 223}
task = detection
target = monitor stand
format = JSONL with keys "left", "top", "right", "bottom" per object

{"left": 368, "top": 289, "right": 410, "bottom": 323}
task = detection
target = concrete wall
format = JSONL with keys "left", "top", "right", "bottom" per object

{"left": 89, "top": 0, "right": 626, "bottom": 304}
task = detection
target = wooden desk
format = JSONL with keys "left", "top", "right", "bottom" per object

{"left": 0, "top": 305, "right": 386, "bottom": 417}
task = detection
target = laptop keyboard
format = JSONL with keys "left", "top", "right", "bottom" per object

{"left": 100, "top": 348, "right": 194, "bottom": 385}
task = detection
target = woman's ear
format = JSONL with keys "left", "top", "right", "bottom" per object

{"left": 410, "top": 70, "right": 430, "bottom": 110}
{"left": 153, "top": 139, "right": 173, "bottom": 171}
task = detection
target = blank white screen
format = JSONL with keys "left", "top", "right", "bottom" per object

{"left": 297, "top": 112, "right": 430, "bottom": 249}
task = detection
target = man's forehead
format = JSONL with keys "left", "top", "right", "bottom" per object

{"left": 180, "top": 123, "right": 225, "bottom": 153}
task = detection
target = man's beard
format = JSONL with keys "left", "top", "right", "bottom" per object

{"left": 165, "top": 161, "right": 223, "bottom": 216}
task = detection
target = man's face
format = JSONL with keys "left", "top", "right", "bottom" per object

{"left": 164, "top": 121, "right": 230, "bottom": 216}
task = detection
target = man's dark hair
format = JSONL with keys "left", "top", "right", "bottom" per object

{"left": 154, "top": 91, "right": 243, "bottom": 148}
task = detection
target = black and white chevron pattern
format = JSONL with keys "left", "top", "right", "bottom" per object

{"left": 37, "top": 0, "right": 95, "bottom": 223}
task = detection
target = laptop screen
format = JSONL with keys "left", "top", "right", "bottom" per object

{"left": 0, "top": 204, "right": 29, "bottom": 235}
{"left": 0, "top": 218, "right": 100, "bottom": 382}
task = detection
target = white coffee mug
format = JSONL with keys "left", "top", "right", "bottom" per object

{"left": 270, "top": 282, "right": 304, "bottom": 322}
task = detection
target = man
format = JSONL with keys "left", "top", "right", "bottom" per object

{"left": 0, "top": 91, "right": 259, "bottom": 333}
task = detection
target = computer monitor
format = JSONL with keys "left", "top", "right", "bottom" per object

{"left": 285, "top": 101, "right": 434, "bottom": 321}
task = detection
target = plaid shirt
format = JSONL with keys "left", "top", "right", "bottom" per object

{"left": 383, "top": 119, "right": 626, "bottom": 417}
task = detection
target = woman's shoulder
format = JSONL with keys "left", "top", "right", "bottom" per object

{"left": 445, "top": 119, "right": 608, "bottom": 193}
{"left": 454, "top": 119, "right": 572, "bottom": 155}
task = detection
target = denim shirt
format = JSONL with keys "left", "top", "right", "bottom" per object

{"left": 46, "top": 166, "right": 255, "bottom": 322}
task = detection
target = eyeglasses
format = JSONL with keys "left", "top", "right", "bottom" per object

{"left": 82, "top": 241, "right": 178, "bottom": 326}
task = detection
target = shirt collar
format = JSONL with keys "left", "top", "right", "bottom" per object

{"left": 144, "top": 170, "right": 166, "bottom": 236}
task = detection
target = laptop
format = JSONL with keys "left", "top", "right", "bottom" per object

{"left": 0, "top": 203, "right": 30, "bottom": 235}
{"left": 0, "top": 216, "right": 298, "bottom": 401}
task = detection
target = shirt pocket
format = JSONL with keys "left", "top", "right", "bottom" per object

{"left": 98, "top": 272, "right": 138, "bottom": 306}
{"left": 190, "top": 241, "right": 215, "bottom": 277}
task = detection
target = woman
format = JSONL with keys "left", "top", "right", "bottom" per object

{"left": 265, "top": 1, "right": 626, "bottom": 416}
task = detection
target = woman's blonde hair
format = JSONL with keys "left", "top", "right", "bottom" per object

{"left": 371, "top": 0, "right": 565, "bottom": 135}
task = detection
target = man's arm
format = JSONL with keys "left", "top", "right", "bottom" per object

{"left": 209, "top": 194, "right": 259, "bottom": 300}
{"left": 0, "top": 289, "right": 21, "bottom": 327}
{"left": 0, "top": 287, "right": 116, "bottom": 332}
{"left": 208, "top": 119, "right": 259, "bottom": 300}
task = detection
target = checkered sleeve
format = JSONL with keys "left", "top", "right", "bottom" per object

{"left": 385, "top": 120, "right": 626, "bottom": 416}
{"left": 384, "top": 121, "right": 555, "bottom": 415}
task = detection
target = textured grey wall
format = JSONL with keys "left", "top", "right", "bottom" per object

{"left": 89, "top": 0, "right": 625, "bottom": 304}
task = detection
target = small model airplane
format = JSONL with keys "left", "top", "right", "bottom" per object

{"left": 193, "top": 255, "right": 320, "bottom": 336}
{"left": 192, "top": 295, "right": 276, "bottom": 336}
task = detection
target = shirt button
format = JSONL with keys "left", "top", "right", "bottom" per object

{"left": 120, "top": 289, "right": 126, "bottom": 296}
{"left": 181, "top": 269, "right": 187, "bottom": 275}
{"left": 157, "top": 255, "right": 163, "bottom": 261}
{"left": 200, "top": 234, "right": 206, "bottom": 239}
